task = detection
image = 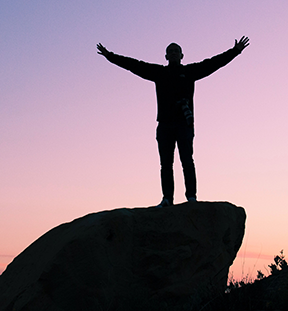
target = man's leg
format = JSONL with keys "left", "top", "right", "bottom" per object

{"left": 176, "top": 124, "right": 197, "bottom": 200}
{"left": 156, "top": 123, "right": 176, "bottom": 204}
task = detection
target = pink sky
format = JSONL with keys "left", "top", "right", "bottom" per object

{"left": 1, "top": 0, "right": 288, "bottom": 280}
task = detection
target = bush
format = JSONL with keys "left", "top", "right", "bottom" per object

{"left": 197, "top": 250, "right": 288, "bottom": 311}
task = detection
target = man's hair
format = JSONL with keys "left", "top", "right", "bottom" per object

{"left": 166, "top": 43, "right": 182, "bottom": 54}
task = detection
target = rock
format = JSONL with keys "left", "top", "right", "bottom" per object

{"left": 0, "top": 201, "right": 246, "bottom": 311}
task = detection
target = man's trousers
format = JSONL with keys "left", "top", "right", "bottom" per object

{"left": 156, "top": 121, "right": 197, "bottom": 203}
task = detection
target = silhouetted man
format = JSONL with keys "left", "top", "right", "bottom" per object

{"left": 97, "top": 36, "right": 249, "bottom": 207}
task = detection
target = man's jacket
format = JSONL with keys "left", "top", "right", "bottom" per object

{"left": 106, "top": 47, "right": 241, "bottom": 133}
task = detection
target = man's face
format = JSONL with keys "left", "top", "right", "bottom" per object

{"left": 165, "top": 45, "right": 183, "bottom": 64}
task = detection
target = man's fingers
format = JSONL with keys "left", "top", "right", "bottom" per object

{"left": 96, "top": 43, "right": 104, "bottom": 50}
{"left": 243, "top": 37, "right": 250, "bottom": 47}
{"left": 240, "top": 36, "right": 249, "bottom": 44}
{"left": 96, "top": 43, "right": 109, "bottom": 57}
{"left": 234, "top": 36, "right": 249, "bottom": 51}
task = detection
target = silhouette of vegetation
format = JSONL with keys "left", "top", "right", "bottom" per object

{"left": 196, "top": 250, "right": 288, "bottom": 311}
{"left": 268, "top": 249, "right": 287, "bottom": 275}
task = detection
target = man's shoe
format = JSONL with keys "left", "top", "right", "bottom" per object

{"left": 156, "top": 198, "right": 172, "bottom": 208}
{"left": 188, "top": 197, "right": 197, "bottom": 203}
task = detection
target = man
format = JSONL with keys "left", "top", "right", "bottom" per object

{"left": 97, "top": 36, "right": 249, "bottom": 207}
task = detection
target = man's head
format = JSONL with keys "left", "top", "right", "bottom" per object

{"left": 165, "top": 43, "right": 183, "bottom": 65}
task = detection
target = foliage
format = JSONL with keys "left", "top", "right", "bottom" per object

{"left": 196, "top": 250, "right": 288, "bottom": 311}
{"left": 268, "top": 249, "right": 288, "bottom": 275}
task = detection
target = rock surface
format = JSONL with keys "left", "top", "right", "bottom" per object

{"left": 0, "top": 201, "right": 246, "bottom": 311}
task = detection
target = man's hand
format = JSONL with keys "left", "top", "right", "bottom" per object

{"left": 96, "top": 43, "right": 110, "bottom": 57}
{"left": 234, "top": 36, "right": 249, "bottom": 52}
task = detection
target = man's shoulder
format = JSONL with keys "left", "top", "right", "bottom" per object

{"left": 183, "top": 62, "right": 197, "bottom": 68}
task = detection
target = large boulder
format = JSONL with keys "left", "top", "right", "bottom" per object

{"left": 0, "top": 201, "right": 246, "bottom": 311}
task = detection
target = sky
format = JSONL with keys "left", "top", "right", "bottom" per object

{"left": 1, "top": 0, "right": 288, "bottom": 281}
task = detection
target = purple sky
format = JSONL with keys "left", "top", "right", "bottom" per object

{"left": 1, "top": 0, "right": 288, "bottom": 279}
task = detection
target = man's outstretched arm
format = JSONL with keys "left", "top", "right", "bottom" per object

{"left": 96, "top": 42, "right": 161, "bottom": 81}
{"left": 234, "top": 36, "right": 250, "bottom": 52}
{"left": 190, "top": 36, "right": 250, "bottom": 80}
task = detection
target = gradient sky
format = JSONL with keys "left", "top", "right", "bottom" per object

{"left": 1, "top": 0, "right": 288, "bottom": 280}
